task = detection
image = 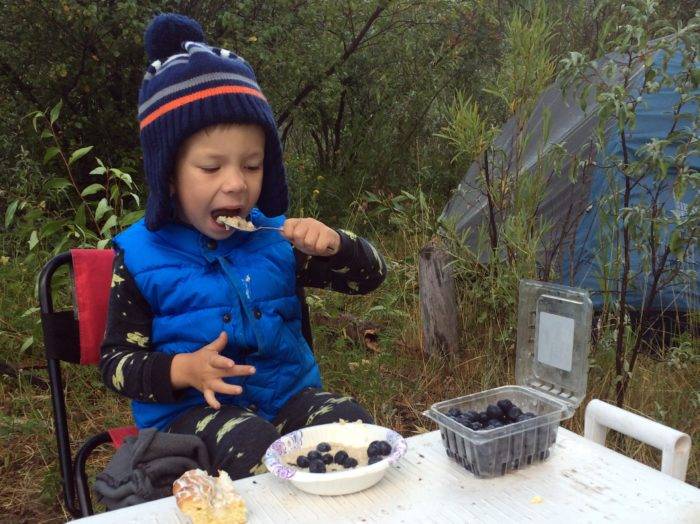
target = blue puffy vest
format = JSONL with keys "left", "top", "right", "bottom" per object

{"left": 112, "top": 209, "right": 322, "bottom": 430}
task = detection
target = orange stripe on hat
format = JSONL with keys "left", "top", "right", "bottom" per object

{"left": 139, "top": 85, "right": 266, "bottom": 130}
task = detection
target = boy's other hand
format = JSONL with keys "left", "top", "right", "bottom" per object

{"left": 282, "top": 218, "right": 340, "bottom": 256}
{"left": 170, "top": 331, "right": 256, "bottom": 410}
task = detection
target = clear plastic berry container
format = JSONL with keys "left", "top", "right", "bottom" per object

{"left": 423, "top": 280, "right": 592, "bottom": 478}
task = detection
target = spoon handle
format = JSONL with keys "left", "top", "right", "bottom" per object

{"left": 251, "top": 226, "right": 334, "bottom": 253}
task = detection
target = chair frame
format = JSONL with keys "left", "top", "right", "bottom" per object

{"left": 39, "top": 250, "right": 314, "bottom": 518}
{"left": 584, "top": 399, "right": 691, "bottom": 481}
{"left": 40, "top": 251, "right": 108, "bottom": 517}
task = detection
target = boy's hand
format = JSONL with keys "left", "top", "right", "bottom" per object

{"left": 170, "top": 332, "right": 256, "bottom": 410}
{"left": 282, "top": 218, "right": 340, "bottom": 256}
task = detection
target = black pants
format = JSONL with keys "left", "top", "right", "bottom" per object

{"left": 166, "top": 388, "right": 373, "bottom": 480}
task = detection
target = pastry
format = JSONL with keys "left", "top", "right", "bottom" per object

{"left": 173, "top": 469, "right": 247, "bottom": 524}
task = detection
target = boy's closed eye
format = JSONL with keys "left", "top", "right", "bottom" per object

{"left": 199, "top": 164, "right": 261, "bottom": 173}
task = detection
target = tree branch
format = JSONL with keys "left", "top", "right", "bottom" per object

{"left": 277, "top": 3, "right": 388, "bottom": 126}
{"left": 0, "top": 58, "right": 44, "bottom": 108}
{"left": 332, "top": 88, "right": 347, "bottom": 165}
{"left": 0, "top": 360, "right": 48, "bottom": 389}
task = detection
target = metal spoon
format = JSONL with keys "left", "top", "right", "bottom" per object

{"left": 221, "top": 219, "right": 335, "bottom": 253}
{"left": 245, "top": 225, "right": 284, "bottom": 232}
{"left": 225, "top": 223, "right": 283, "bottom": 232}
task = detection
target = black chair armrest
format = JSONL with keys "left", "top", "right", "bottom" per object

{"left": 74, "top": 432, "right": 112, "bottom": 517}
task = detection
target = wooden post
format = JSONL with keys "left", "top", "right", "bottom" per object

{"left": 418, "top": 240, "right": 459, "bottom": 356}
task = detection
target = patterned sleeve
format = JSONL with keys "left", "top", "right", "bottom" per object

{"left": 295, "top": 229, "right": 387, "bottom": 294}
{"left": 99, "top": 250, "right": 179, "bottom": 403}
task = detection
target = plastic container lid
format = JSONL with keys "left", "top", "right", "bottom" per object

{"left": 515, "top": 280, "right": 592, "bottom": 417}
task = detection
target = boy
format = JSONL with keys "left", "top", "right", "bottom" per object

{"left": 100, "top": 13, "right": 386, "bottom": 479}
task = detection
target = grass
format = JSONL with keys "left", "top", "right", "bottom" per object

{"left": 0, "top": 226, "right": 698, "bottom": 522}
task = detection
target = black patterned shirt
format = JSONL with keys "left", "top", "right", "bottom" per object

{"left": 100, "top": 229, "right": 386, "bottom": 403}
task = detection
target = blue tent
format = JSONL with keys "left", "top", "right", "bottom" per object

{"left": 441, "top": 46, "right": 698, "bottom": 313}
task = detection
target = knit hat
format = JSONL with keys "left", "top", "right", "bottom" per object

{"left": 138, "top": 13, "right": 288, "bottom": 230}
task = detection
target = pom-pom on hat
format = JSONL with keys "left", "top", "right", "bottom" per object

{"left": 138, "top": 13, "right": 288, "bottom": 230}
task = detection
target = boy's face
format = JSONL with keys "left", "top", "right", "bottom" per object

{"left": 173, "top": 124, "right": 265, "bottom": 239}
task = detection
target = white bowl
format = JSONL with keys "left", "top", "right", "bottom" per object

{"left": 263, "top": 421, "right": 407, "bottom": 496}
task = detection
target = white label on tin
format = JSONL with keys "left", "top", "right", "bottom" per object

{"left": 537, "top": 312, "right": 574, "bottom": 372}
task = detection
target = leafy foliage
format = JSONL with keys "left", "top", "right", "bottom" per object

{"left": 8, "top": 102, "right": 143, "bottom": 260}
{"left": 559, "top": 0, "right": 699, "bottom": 405}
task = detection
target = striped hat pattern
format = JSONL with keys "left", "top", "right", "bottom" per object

{"left": 139, "top": 13, "right": 287, "bottom": 231}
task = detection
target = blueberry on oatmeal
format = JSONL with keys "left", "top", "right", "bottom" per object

{"left": 334, "top": 450, "right": 349, "bottom": 465}
{"left": 377, "top": 441, "right": 391, "bottom": 456}
{"left": 307, "top": 450, "right": 322, "bottom": 461}
{"left": 367, "top": 441, "right": 382, "bottom": 458}
{"left": 367, "top": 440, "right": 391, "bottom": 458}
{"left": 308, "top": 459, "right": 326, "bottom": 473}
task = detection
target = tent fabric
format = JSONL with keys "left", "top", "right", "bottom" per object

{"left": 440, "top": 47, "right": 698, "bottom": 312}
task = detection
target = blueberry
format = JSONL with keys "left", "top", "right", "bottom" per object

{"left": 478, "top": 412, "right": 490, "bottom": 424}
{"left": 367, "top": 441, "right": 381, "bottom": 457}
{"left": 377, "top": 441, "right": 392, "bottom": 456}
{"left": 343, "top": 457, "right": 358, "bottom": 468}
{"left": 516, "top": 412, "right": 536, "bottom": 422}
{"left": 489, "top": 419, "right": 504, "bottom": 428}
{"left": 456, "top": 414, "right": 473, "bottom": 426}
{"left": 368, "top": 455, "right": 383, "bottom": 465}
{"left": 447, "top": 407, "right": 462, "bottom": 418}
{"left": 316, "top": 442, "right": 331, "bottom": 452}
{"left": 464, "top": 410, "right": 479, "bottom": 421}
{"left": 307, "top": 450, "right": 322, "bottom": 461}
{"left": 334, "top": 450, "right": 349, "bottom": 464}
{"left": 469, "top": 422, "right": 483, "bottom": 430}
{"left": 368, "top": 440, "right": 390, "bottom": 457}
{"left": 486, "top": 404, "right": 504, "bottom": 420}
{"left": 322, "top": 453, "right": 333, "bottom": 464}
{"left": 507, "top": 406, "right": 523, "bottom": 421}
{"left": 308, "top": 459, "right": 326, "bottom": 473}
{"left": 296, "top": 455, "right": 310, "bottom": 468}
{"left": 524, "top": 412, "right": 536, "bottom": 418}
{"left": 497, "top": 399, "right": 514, "bottom": 413}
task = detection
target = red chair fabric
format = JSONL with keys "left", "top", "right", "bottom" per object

{"left": 71, "top": 249, "right": 115, "bottom": 365}
{"left": 107, "top": 426, "right": 139, "bottom": 449}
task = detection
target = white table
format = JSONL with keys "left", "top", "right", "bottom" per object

{"left": 74, "top": 428, "right": 699, "bottom": 523}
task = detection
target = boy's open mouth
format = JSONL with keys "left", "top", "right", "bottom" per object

{"left": 211, "top": 208, "right": 243, "bottom": 220}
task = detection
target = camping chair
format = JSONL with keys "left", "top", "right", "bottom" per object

{"left": 39, "top": 249, "right": 314, "bottom": 518}
{"left": 39, "top": 249, "right": 137, "bottom": 518}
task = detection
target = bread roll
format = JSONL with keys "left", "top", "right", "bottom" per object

{"left": 173, "top": 469, "right": 247, "bottom": 524}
